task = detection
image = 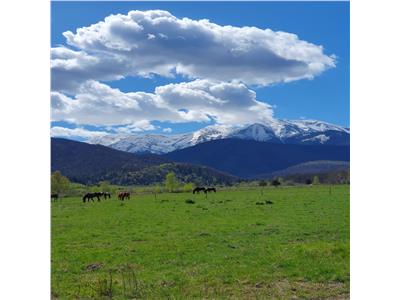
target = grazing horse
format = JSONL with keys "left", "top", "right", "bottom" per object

{"left": 97, "top": 192, "right": 111, "bottom": 199}
{"left": 94, "top": 192, "right": 102, "bottom": 201}
{"left": 51, "top": 193, "right": 58, "bottom": 202}
{"left": 102, "top": 192, "right": 111, "bottom": 199}
{"left": 82, "top": 192, "right": 101, "bottom": 203}
{"left": 118, "top": 192, "right": 130, "bottom": 201}
{"left": 206, "top": 187, "right": 217, "bottom": 193}
{"left": 192, "top": 187, "right": 206, "bottom": 194}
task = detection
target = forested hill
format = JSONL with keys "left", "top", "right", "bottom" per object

{"left": 164, "top": 138, "right": 350, "bottom": 178}
{"left": 51, "top": 138, "right": 238, "bottom": 185}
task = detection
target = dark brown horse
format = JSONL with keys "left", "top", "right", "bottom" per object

{"left": 192, "top": 187, "right": 206, "bottom": 194}
{"left": 193, "top": 187, "right": 216, "bottom": 194}
{"left": 118, "top": 192, "right": 130, "bottom": 201}
{"left": 83, "top": 192, "right": 101, "bottom": 203}
{"left": 205, "top": 187, "right": 217, "bottom": 193}
{"left": 51, "top": 193, "right": 59, "bottom": 202}
{"left": 98, "top": 192, "right": 111, "bottom": 199}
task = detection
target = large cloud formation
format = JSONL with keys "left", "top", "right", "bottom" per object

{"left": 50, "top": 126, "right": 108, "bottom": 139}
{"left": 51, "top": 79, "right": 274, "bottom": 127}
{"left": 51, "top": 10, "right": 335, "bottom": 92}
{"left": 51, "top": 10, "right": 336, "bottom": 137}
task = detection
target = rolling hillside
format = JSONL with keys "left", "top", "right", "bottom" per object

{"left": 51, "top": 138, "right": 238, "bottom": 185}
{"left": 164, "top": 139, "right": 350, "bottom": 178}
{"left": 255, "top": 160, "right": 350, "bottom": 179}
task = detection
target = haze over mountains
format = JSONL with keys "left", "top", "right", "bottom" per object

{"left": 88, "top": 119, "right": 349, "bottom": 154}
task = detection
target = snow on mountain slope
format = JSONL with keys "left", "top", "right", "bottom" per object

{"left": 190, "top": 124, "right": 236, "bottom": 144}
{"left": 288, "top": 119, "right": 350, "bottom": 134}
{"left": 301, "top": 134, "right": 330, "bottom": 144}
{"left": 107, "top": 133, "right": 193, "bottom": 154}
{"left": 231, "top": 123, "right": 278, "bottom": 142}
{"left": 87, "top": 119, "right": 349, "bottom": 154}
{"left": 89, "top": 134, "right": 129, "bottom": 146}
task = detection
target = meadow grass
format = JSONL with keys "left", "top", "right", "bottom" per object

{"left": 51, "top": 185, "right": 349, "bottom": 299}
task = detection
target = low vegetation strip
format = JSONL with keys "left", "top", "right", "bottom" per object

{"left": 51, "top": 185, "right": 349, "bottom": 299}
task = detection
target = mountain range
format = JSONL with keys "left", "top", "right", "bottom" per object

{"left": 88, "top": 119, "right": 350, "bottom": 154}
{"left": 52, "top": 119, "right": 350, "bottom": 185}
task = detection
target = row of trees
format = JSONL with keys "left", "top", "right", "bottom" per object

{"left": 164, "top": 172, "right": 193, "bottom": 192}
{"left": 51, "top": 171, "right": 194, "bottom": 196}
{"left": 52, "top": 170, "right": 332, "bottom": 198}
{"left": 258, "top": 175, "right": 320, "bottom": 187}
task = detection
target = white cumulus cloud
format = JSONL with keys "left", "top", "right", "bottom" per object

{"left": 51, "top": 79, "right": 274, "bottom": 127}
{"left": 162, "top": 128, "right": 172, "bottom": 133}
{"left": 51, "top": 9, "right": 335, "bottom": 92}
{"left": 114, "top": 120, "right": 157, "bottom": 133}
{"left": 51, "top": 126, "right": 109, "bottom": 139}
{"left": 50, "top": 10, "right": 337, "bottom": 138}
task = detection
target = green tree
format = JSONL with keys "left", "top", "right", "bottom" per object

{"left": 164, "top": 172, "right": 179, "bottom": 192}
{"left": 99, "top": 180, "right": 111, "bottom": 192}
{"left": 313, "top": 176, "right": 320, "bottom": 185}
{"left": 152, "top": 184, "right": 162, "bottom": 200}
{"left": 90, "top": 185, "right": 100, "bottom": 193}
{"left": 51, "top": 171, "right": 70, "bottom": 195}
{"left": 259, "top": 180, "right": 268, "bottom": 187}
{"left": 183, "top": 183, "right": 194, "bottom": 193}
{"left": 154, "top": 184, "right": 163, "bottom": 194}
{"left": 271, "top": 178, "right": 281, "bottom": 188}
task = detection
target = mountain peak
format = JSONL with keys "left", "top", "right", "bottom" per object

{"left": 87, "top": 119, "right": 349, "bottom": 154}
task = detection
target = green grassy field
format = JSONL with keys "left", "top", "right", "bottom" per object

{"left": 51, "top": 185, "right": 349, "bottom": 299}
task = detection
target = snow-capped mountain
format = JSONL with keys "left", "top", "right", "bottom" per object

{"left": 88, "top": 119, "right": 350, "bottom": 154}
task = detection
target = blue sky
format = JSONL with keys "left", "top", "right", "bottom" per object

{"left": 51, "top": 1, "right": 349, "bottom": 138}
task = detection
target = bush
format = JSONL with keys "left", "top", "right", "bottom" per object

{"left": 182, "top": 183, "right": 194, "bottom": 193}
{"left": 164, "top": 172, "right": 179, "bottom": 192}
{"left": 271, "top": 179, "right": 281, "bottom": 188}
{"left": 51, "top": 171, "right": 70, "bottom": 195}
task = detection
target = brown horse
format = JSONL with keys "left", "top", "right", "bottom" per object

{"left": 193, "top": 187, "right": 206, "bottom": 194}
{"left": 83, "top": 192, "right": 101, "bottom": 203}
{"left": 118, "top": 192, "right": 130, "bottom": 201}
{"left": 98, "top": 192, "right": 111, "bottom": 199}
{"left": 205, "top": 187, "right": 217, "bottom": 193}
{"left": 102, "top": 192, "right": 111, "bottom": 199}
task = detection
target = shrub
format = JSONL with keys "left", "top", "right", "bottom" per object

{"left": 182, "top": 183, "right": 194, "bottom": 193}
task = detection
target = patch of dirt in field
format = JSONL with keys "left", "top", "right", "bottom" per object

{"left": 197, "top": 280, "right": 349, "bottom": 299}
{"left": 198, "top": 232, "right": 211, "bottom": 237}
{"left": 85, "top": 262, "right": 103, "bottom": 272}
{"left": 159, "top": 279, "right": 175, "bottom": 288}
{"left": 244, "top": 280, "right": 349, "bottom": 300}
